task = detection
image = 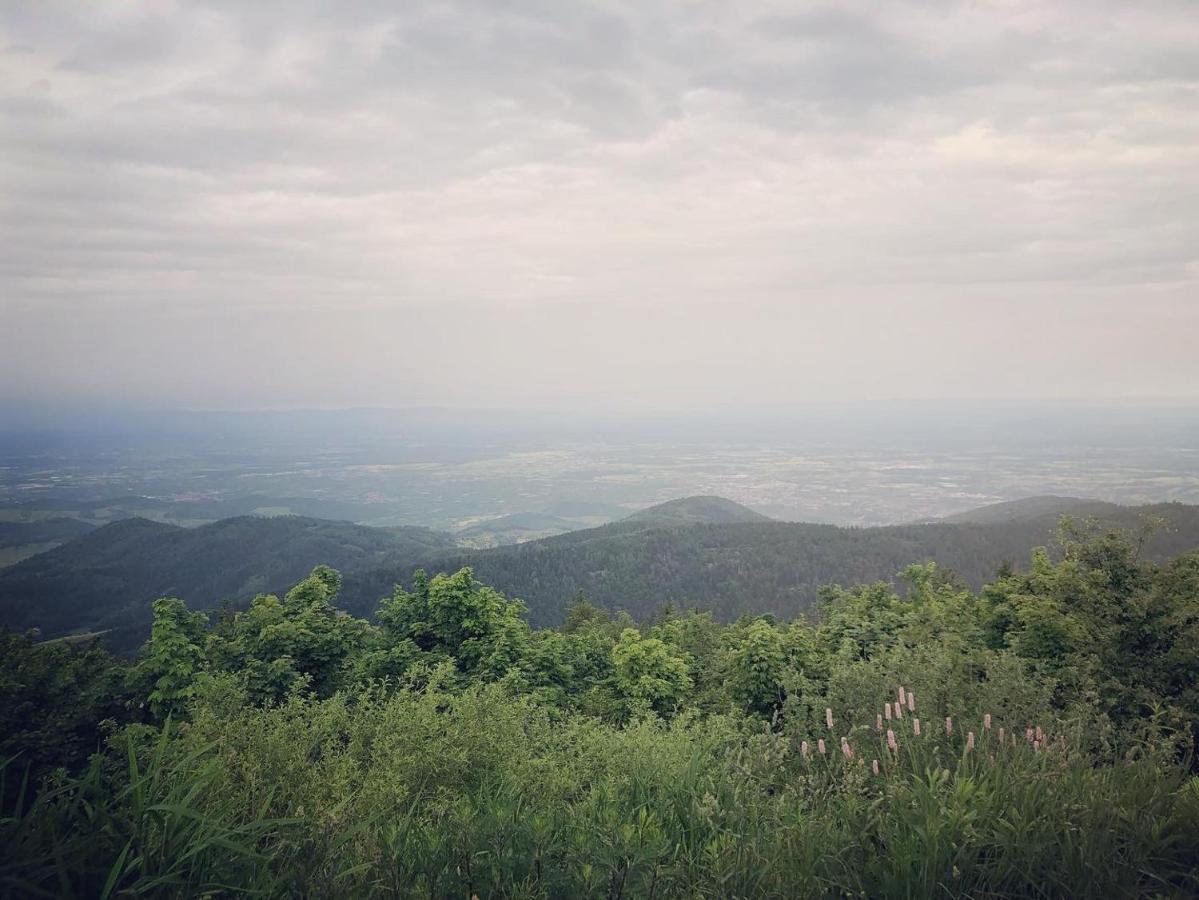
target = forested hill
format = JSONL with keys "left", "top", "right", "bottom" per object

{"left": 4, "top": 498, "right": 1199, "bottom": 651}
{"left": 939, "top": 495, "right": 1129, "bottom": 524}
{"left": 623, "top": 496, "right": 772, "bottom": 526}
{"left": 341, "top": 500, "right": 1199, "bottom": 627}
{"left": 0, "top": 516, "right": 456, "bottom": 650}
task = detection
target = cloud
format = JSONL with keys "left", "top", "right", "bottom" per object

{"left": 1, "top": 0, "right": 1197, "bottom": 409}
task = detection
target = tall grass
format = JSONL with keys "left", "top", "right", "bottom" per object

{"left": 4, "top": 682, "right": 1196, "bottom": 898}
{"left": 1, "top": 724, "right": 292, "bottom": 898}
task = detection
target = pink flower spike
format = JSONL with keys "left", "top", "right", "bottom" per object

{"left": 885, "top": 703, "right": 892, "bottom": 721}
{"left": 887, "top": 729, "right": 898, "bottom": 751}
{"left": 841, "top": 738, "right": 853, "bottom": 760}
{"left": 998, "top": 727, "right": 1005, "bottom": 744}
{"left": 872, "top": 758, "right": 880, "bottom": 775}
{"left": 876, "top": 714, "right": 884, "bottom": 732}
{"left": 898, "top": 686, "right": 907, "bottom": 706}
{"left": 1033, "top": 739, "right": 1040, "bottom": 751}
{"left": 966, "top": 731, "right": 975, "bottom": 751}
{"left": 895, "top": 701, "right": 904, "bottom": 720}
{"left": 801, "top": 740, "right": 810, "bottom": 758}
{"left": 907, "top": 692, "right": 915, "bottom": 712}
{"left": 818, "top": 739, "right": 827, "bottom": 755}
{"left": 913, "top": 718, "right": 921, "bottom": 736}
{"left": 945, "top": 716, "right": 953, "bottom": 735}
{"left": 826, "top": 708, "right": 834, "bottom": 729}
{"left": 984, "top": 713, "right": 992, "bottom": 730}
{"left": 1035, "top": 726, "right": 1044, "bottom": 743}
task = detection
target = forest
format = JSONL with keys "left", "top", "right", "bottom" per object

{"left": 2, "top": 519, "right": 1198, "bottom": 897}
{"left": 5, "top": 498, "right": 1199, "bottom": 655}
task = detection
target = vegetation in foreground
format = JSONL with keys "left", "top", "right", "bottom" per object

{"left": 2, "top": 520, "right": 1198, "bottom": 897}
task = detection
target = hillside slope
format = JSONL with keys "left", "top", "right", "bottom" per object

{"left": 941, "top": 495, "right": 1125, "bottom": 524}
{"left": 5, "top": 498, "right": 1198, "bottom": 650}
{"left": 0, "top": 518, "right": 97, "bottom": 568}
{"left": 0, "top": 516, "right": 457, "bottom": 650}
{"left": 342, "top": 501, "right": 1199, "bottom": 626}
{"left": 624, "top": 496, "right": 772, "bottom": 526}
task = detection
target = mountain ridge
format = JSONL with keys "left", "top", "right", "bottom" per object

{"left": 4, "top": 496, "right": 1198, "bottom": 651}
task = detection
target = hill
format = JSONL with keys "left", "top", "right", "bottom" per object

{"left": 340, "top": 500, "right": 1199, "bottom": 627}
{"left": 5, "top": 498, "right": 1199, "bottom": 649}
{"left": 940, "top": 495, "right": 1126, "bottom": 524}
{"left": 0, "top": 518, "right": 97, "bottom": 568}
{"left": 0, "top": 516, "right": 457, "bottom": 651}
{"left": 624, "top": 496, "right": 772, "bottom": 526}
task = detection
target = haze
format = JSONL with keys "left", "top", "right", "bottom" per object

{"left": 2, "top": 1, "right": 1198, "bottom": 412}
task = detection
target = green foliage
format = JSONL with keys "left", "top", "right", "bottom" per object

{"left": 376, "top": 567, "right": 529, "bottom": 679}
{"left": 208, "top": 566, "right": 371, "bottom": 703}
{"left": 2, "top": 523, "right": 1199, "bottom": 895}
{"left": 611, "top": 628, "right": 692, "bottom": 718}
{"left": 132, "top": 598, "right": 209, "bottom": 721}
{"left": 0, "top": 631, "right": 130, "bottom": 797}
{"left": 726, "top": 618, "right": 788, "bottom": 716}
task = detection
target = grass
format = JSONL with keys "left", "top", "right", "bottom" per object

{"left": 4, "top": 683, "right": 1196, "bottom": 898}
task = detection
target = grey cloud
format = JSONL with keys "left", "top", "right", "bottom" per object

{"left": 1, "top": 0, "right": 1197, "bottom": 410}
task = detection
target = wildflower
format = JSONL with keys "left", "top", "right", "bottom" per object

{"left": 818, "top": 739, "right": 827, "bottom": 755}
{"left": 912, "top": 718, "right": 921, "bottom": 736}
{"left": 895, "top": 700, "right": 904, "bottom": 720}
{"left": 998, "top": 727, "right": 1005, "bottom": 744}
{"left": 872, "top": 758, "right": 880, "bottom": 775}
{"left": 898, "top": 686, "right": 907, "bottom": 706}
{"left": 801, "top": 740, "right": 810, "bottom": 758}
{"left": 887, "top": 729, "right": 897, "bottom": 751}
{"left": 1035, "top": 725, "right": 1044, "bottom": 743}
{"left": 945, "top": 716, "right": 953, "bottom": 735}
{"left": 1033, "top": 739, "right": 1040, "bottom": 751}
{"left": 841, "top": 738, "right": 853, "bottom": 760}
{"left": 885, "top": 702, "right": 892, "bottom": 721}
{"left": 907, "top": 692, "right": 915, "bottom": 712}
{"left": 876, "top": 713, "right": 883, "bottom": 732}
{"left": 983, "top": 713, "right": 992, "bottom": 730}
{"left": 966, "top": 732, "right": 975, "bottom": 751}
{"left": 826, "top": 708, "right": 834, "bottom": 729}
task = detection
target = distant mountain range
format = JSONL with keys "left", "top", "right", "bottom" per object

{"left": 2, "top": 495, "right": 1197, "bottom": 652}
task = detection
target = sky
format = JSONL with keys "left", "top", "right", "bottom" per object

{"left": 1, "top": 0, "right": 1197, "bottom": 413}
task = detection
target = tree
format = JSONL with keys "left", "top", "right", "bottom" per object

{"left": 133, "top": 598, "right": 209, "bottom": 720}
{"left": 726, "top": 619, "right": 787, "bottom": 717}
{"left": 0, "top": 630, "right": 130, "bottom": 793}
{"left": 611, "top": 628, "right": 691, "bottom": 717}
{"left": 208, "top": 566, "right": 372, "bottom": 703}
{"left": 375, "top": 567, "right": 528, "bottom": 678}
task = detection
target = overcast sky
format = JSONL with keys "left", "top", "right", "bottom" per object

{"left": 2, "top": 0, "right": 1197, "bottom": 413}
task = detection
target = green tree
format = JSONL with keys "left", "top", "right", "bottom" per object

{"left": 208, "top": 566, "right": 371, "bottom": 703}
{"left": 611, "top": 628, "right": 691, "bottom": 717}
{"left": 375, "top": 567, "right": 528, "bottom": 679}
{"left": 727, "top": 618, "right": 787, "bottom": 717}
{"left": 133, "top": 598, "right": 209, "bottom": 720}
